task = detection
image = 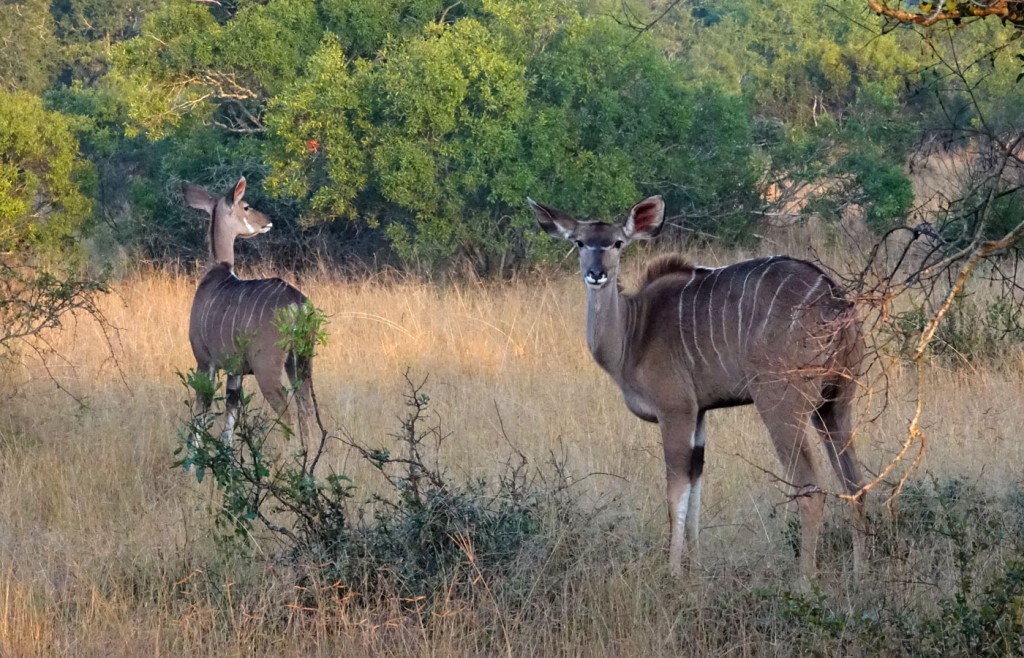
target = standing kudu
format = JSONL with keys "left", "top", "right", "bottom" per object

{"left": 183, "top": 177, "right": 313, "bottom": 451}
{"left": 529, "top": 195, "right": 865, "bottom": 579}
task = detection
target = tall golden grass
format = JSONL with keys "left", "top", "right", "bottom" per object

{"left": 1, "top": 229, "right": 1023, "bottom": 656}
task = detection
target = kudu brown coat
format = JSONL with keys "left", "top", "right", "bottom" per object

{"left": 184, "top": 177, "right": 313, "bottom": 448}
{"left": 530, "top": 195, "right": 865, "bottom": 579}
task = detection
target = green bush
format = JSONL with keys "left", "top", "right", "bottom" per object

{"left": 739, "top": 476, "right": 1024, "bottom": 657}
{"left": 891, "top": 291, "right": 1024, "bottom": 363}
{"left": 176, "top": 365, "right": 601, "bottom": 608}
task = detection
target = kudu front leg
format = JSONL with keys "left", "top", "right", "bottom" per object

{"left": 285, "top": 354, "right": 315, "bottom": 460}
{"left": 686, "top": 411, "right": 707, "bottom": 554}
{"left": 659, "top": 408, "right": 702, "bottom": 575}
{"left": 223, "top": 374, "right": 243, "bottom": 446}
{"left": 191, "top": 364, "right": 218, "bottom": 449}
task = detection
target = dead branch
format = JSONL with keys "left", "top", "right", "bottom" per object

{"left": 867, "top": 0, "right": 1024, "bottom": 29}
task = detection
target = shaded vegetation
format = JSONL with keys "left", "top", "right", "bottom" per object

{"left": 3, "top": 0, "right": 1021, "bottom": 277}
{"left": 177, "top": 369, "right": 605, "bottom": 609}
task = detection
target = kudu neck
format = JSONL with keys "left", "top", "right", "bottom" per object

{"left": 208, "top": 210, "right": 237, "bottom": 269}
{"left": 585, "top": 278, "right": 628, "bottom": 375}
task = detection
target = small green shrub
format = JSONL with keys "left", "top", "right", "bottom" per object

{"left": 743, "top": 476, "right": 1024, "bottom": 656}
{"left": 176, "top": 367, "right": 601, "bottom": 610}
{"left": 891, "top": 292, "right": 1024, "bottom": 363}
{"left": 175, "top": 368, "right": 351, "bottom": 552}
{"left": 332, "top": 375, "right": 587, "bottom": 604}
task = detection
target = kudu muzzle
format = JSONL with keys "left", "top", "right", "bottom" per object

{"left": 239, "top": 211, "right": 273, "bottom": 238}
{"left": 580, "top": 246, "right": 611, "bottom": 288}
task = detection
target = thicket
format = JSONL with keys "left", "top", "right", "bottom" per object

{"left": 178, "top": 366, "right": 606, "bottom": 610}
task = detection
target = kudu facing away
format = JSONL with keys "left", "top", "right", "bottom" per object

{"left": 183, "top": 177, "right": 313, "bottom": 450}
{"left": 529, "top": 195, "right": 865, "bottom": 579}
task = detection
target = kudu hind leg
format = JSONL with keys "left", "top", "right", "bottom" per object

{"left": 754, "top": 386, "right": 826, "bottom": 580}
{"left": 253, "top": 353, "right": 313, "bottom": 454}
{"left": 253, "top": 365, "right": 292, "bottom": 432}
{"left": 285, "top": 353, "right": 315, "bottom": 458}
{"left": 812, "top": 390, "right": 867, "bottom": 572}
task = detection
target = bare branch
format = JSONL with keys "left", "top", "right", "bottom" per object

{"left": 867, "top": 0, "right": 1024, "bottom": 28}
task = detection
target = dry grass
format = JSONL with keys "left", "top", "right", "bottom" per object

{"left": 1, "top": 234, "right": 1023, "bottom": 656}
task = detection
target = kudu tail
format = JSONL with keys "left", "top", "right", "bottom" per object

{"left": 814, "top": 301, "right": 865, "bottom": 498}
{"left": 812, "top": 301, "right": 868, "bottom": 572}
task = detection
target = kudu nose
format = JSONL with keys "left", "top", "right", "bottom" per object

{"left": 585, "top": 269, "right": 608, "bottom": 286}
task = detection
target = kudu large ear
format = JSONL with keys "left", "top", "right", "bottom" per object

{"left": 527, "top": 197, "right": 578, "bottom": 240}
{"left": 623, "top": 195, "right": 665, "bottom": 240}
{"left": 182, "top": 182, "right": 217, "bottom": 215}
{"left": 230, "top": 176, "right": 247, "bottom": 207}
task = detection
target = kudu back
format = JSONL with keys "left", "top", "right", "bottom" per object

{"left": 529, "top": 195, "right": 865, "bottom": 580}
{"left": 184, "top": 177, "right": 313, "bottom": 450}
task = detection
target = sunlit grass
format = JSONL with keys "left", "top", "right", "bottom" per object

{"left": 1, "top": 229, "right": 1023, "bottom": 655}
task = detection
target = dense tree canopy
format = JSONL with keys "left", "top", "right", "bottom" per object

{"left": 0, "top": 0, "right": 1021, "bottom": 275}
{"left": 0, "top": 90, "right": 94, "bottom": 258}
{"left": 0, "top": 0, "right": 58, "bottom": 95}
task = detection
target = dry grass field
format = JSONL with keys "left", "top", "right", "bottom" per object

{"left": 2, "top": 230, "right": 1024, "bottom": 656}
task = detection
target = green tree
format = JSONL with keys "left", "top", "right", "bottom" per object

{"left": 97, "top": 0, "right": 1024, "bottom": 270}
{"left": 521, "top": 14, "right": 759, "bottom": 234}
{"left": 110, "top": 0, "right": 327, "bottom": 138}
{"left": 97, "top": 1, "right": 760, "bottom": 269}
{"left": 50, "top": 0, "right": 164, "bottom": 84}
{"left": 357, "top": 18, "right": 530, "bottom": 270}
{"left": 319, "top": 0, "right": 455, "bottom": 59}
{"left": 0, "top": 89, "right": 109, "bottom": 373}
{"left": 266, "top": 6, "right": 764, "bottom": 271}
{"left": 644, "top": 0, "right": 922, "bottom": 234}
{"left": 0, "top": 0, "right": 58, "bottom": 94}
{"left": 0, "top": 90, "right": 94, "bottom": 256}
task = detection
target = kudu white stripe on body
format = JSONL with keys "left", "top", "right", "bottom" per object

{"left": 707, "top": 270, "right": 729, "bottom": 374}
{"left": 677, "top": 275, "right": 697, "bottom": 368}
{"left": 529, "top": 195, "right": 866, "bottom": 581}
{"left": 184, "top": 177, "right": 314, "bottom": 452}
{"left": 690, "top": 275, "right": 711, "bottom": 369}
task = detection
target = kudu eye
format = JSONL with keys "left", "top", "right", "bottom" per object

{"left": 574, "top": 240, "right": 584, "bottom": 249}
{"left": 613, "top": 240, "right": 624, "bottom": 249}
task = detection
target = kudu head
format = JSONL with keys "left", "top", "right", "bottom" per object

{"left": 183, "top": 177, "right": 272, "bottom": 263}
{"left": 528, "top": 195, "right": 666, "bottom": 290}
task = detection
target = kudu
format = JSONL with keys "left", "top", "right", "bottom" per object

{"left": 529, "top": 195, "right": 865, "bottom": 578}
{"left": 183, "top": 177, "right": 313, "bottom": 450}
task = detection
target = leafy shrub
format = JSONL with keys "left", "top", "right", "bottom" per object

{"left": 892, "top": 291, "right": 1024, "bottom": 362}
{"left": 176, "top": 363, "right": 603, "bottom": 609}
{"left": 0, "top": 262, "right": 110, "bottom": 386}
{"left": 736, "top": 476, "right": 1024, "bottom": 657}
